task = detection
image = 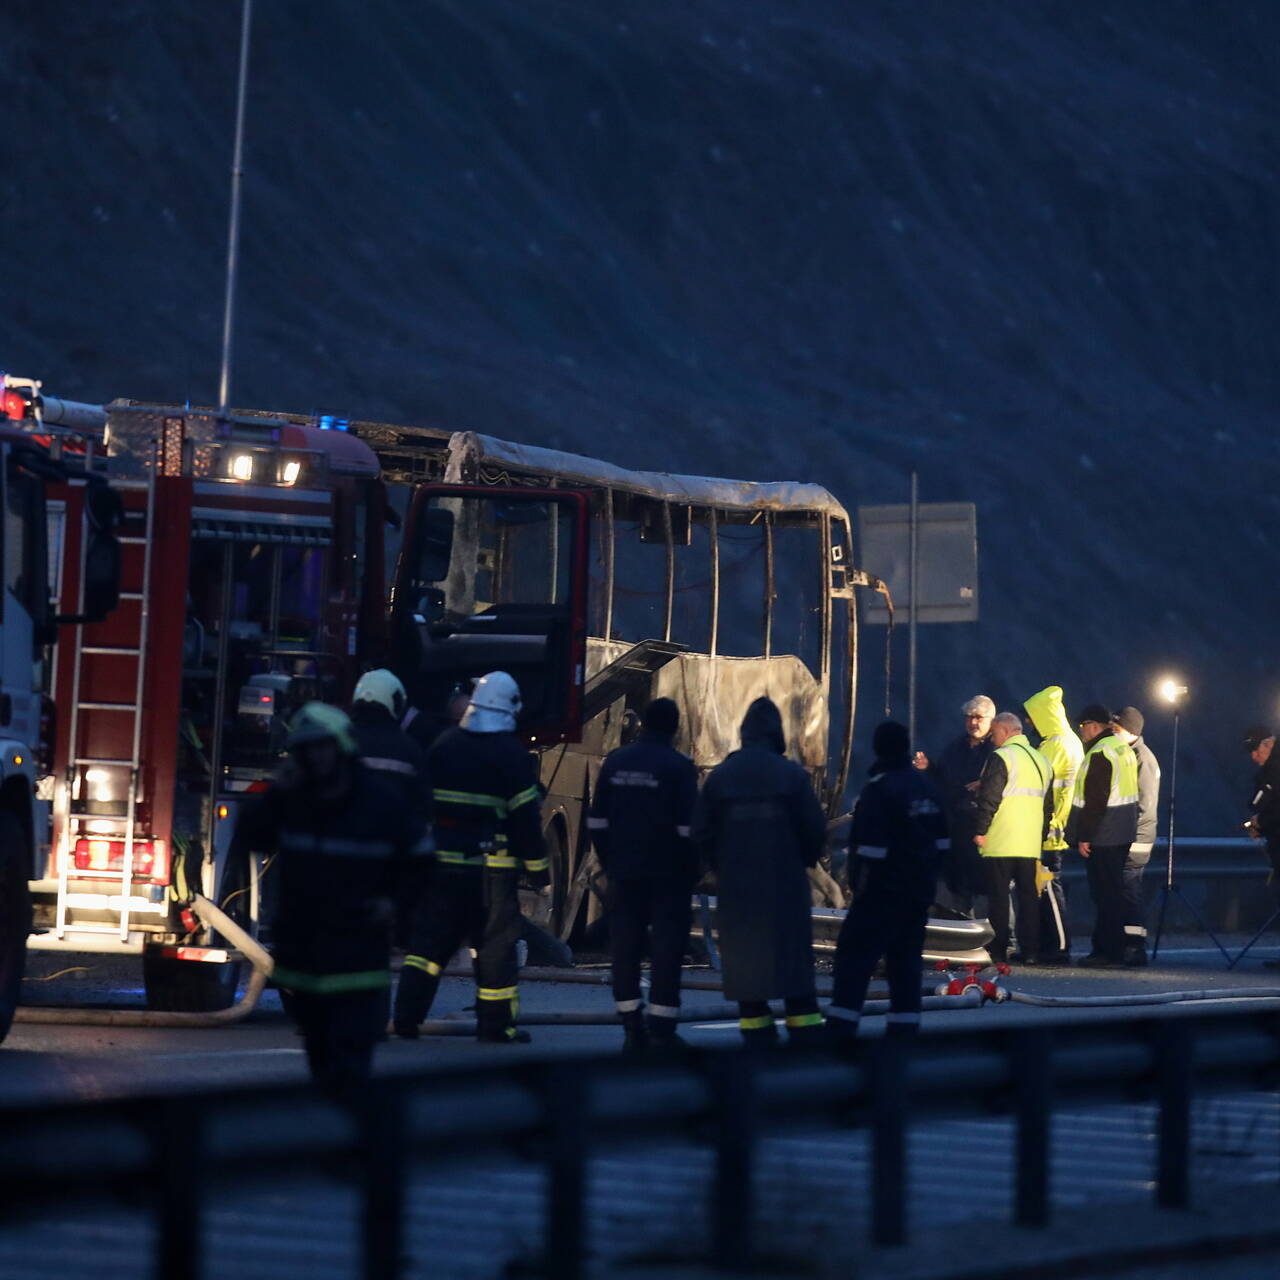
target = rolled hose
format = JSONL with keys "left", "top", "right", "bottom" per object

{"left": 14, "top": 895, "right": 272, "bottom": 1028}
{"left": 1006, "top": 986, "right": 1280, "bottom": 1008}
{"left": 414, "top": 990, "right": 985, "bottom": 1036}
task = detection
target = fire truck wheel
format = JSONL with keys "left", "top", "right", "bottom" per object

{"left": 142, "top": 946, "right": 242, "bottom": 1013}
{"left": 0, "top": 811, "right": 34, "bottom": 1045}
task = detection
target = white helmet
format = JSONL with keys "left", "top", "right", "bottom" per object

{"left": 352, "top": 668, "right": 407, "bottom": 719}
{"left": 462, "top": 671, "right": 522, "bottom": 734}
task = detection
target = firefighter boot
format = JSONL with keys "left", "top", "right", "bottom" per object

{"left": 824, "top": 1007, "right": 861, "bottom": 1048}
{"left": 393, "top": 958, "right": 442, "bottom": 1039}
{"left": 784, "top": 1011, "right": 826, "bottom": 1049}
{"left": 885, "top": 1016, "right": 920, "bottom": 1042}
{"left": 620, "top": 1007, "right": 649, "bottom": 1056}
{"left": 738, "top": 1011, "right": 780, "bottom": 1049}
{"left": 476, "top": 992, "right": 532, "bottom": 1045}
{"left": 646, "top": 1011, "right": 685, "bottom": 1053}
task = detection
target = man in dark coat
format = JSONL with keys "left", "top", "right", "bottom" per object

{"left": 232, "top": 703, "right": 433, "bottom": 1098}
{"left": 1244, "top": 725, "right": 1280, "bottom": 970}
{"left": 828, "top": 721, "right": 948, "bottom": 1042}
{"left": 589, "top": 697, "right": 699, "bottom": 1053}
{"left": 914, "top": 695, "right": 995, "bottom": 914}
{"left": 691, "top": 697, "right": 827, "bottom": 1046}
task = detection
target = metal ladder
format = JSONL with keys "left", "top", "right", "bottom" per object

{"left": 54, "top": 474, "right": 156, "bottom": 943}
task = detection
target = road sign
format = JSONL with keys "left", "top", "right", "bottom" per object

{"left": 858, "top": 502, "right": 978, "bottom": 624}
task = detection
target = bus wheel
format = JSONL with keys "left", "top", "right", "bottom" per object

{"left": 0, "top": 812, "right": 33, "bottom": 1045}
{"left": 142, "top": 945, "right": 241, "bottom": 1013}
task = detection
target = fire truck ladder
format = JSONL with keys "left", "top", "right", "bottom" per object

{"left": 55, "top": 474, "right": 156, "bottom": 945}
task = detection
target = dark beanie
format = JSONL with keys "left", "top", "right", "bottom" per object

{"left": 1244, "top": 724, "right": 1273, "bottom": 751}
{"left": 1078, "top": 703, "right": 1113, "bottom": 725}
{"left": 643, "top": 697, "right": 680, "bottom": 738}
{"left": 873, "top": 720, "right": 911, "bottom": 761}
{"left": 1113, "top": 705, "right": 1145, "bottom": 736}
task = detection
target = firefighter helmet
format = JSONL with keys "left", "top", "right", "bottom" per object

{"left": 461, "top": 671, "right": 522, "bottom": 734}
{"left": 286, "top": 702, "right": 358, "bottom": 754}
{"left": 352, "top": 668, "right": 407, "bottom": 719}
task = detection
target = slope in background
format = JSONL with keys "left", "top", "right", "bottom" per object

{"left": 3, "top": 0, "right": 1278, "bottom": 828}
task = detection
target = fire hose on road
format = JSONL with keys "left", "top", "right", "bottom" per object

{"left": 14, "top": 895, "right": 272, "bottom": 1028}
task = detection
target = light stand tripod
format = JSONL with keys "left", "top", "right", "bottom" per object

{"left": 1149, "top": 694, "right": 1232, "bottom": 965}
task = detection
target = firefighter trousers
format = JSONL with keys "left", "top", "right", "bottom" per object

{"left": 290, "top": 987, "right": 390, "bottom": 1100}
{"left": 608, "top": 876, "right": 693, "bottom": 1019}
{"left": 395, "top": 866, "right": 523, "bottom": 1040}
{"left": 737, "top": 997, "right": 823, "bottom": 1045}
{"left": 830, "top": 870, "right": 931, "bottom": 1032}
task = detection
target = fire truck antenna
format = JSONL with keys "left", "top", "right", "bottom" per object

{"left": 217, "top": 0, "right": 254, "bottom": 421}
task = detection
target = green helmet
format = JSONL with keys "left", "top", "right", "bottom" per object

{"left": 286, "top": 702, "right": 357, "bottom": 754}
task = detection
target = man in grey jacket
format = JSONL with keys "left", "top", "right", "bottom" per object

{"left": 1111, "top": 706, "right": 1160, "bottom": 967}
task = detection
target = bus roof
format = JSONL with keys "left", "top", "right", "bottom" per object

{"left": 447, "top": 431, "right": 850, "bottom": 521}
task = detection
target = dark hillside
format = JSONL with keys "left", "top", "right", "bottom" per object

{"left": 3, "top": 0, "right": 1279, "bottom": 826}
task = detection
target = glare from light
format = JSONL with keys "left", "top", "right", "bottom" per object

{"left": 281, "top": 460, "right": 301, "bottom": 486}
{"left": 230, "top": 453, "right": 255, "bottom": 481}
{"left": 1157, "top": 677, "right": 1188, "bottom": 705}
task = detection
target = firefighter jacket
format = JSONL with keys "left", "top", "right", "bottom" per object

{"left": 1024, "top": 686, "right": 1084, "bottom": 851}
{"left": 1130, "top": 735, "right": 1161, "bottom": 853}
{"left": 972, "top": 734, "right": 1054, "bottom": 858}
{"left": 234, "top": 765, "right": 433, "bottom": 993}
{"left": 1066, "top": 730, "right": 1139, "bottom": 847}
{"left": 351, "top": 703, "right": 432, "bottom": 829}
{"left": 847, "top": 754, "right": 948, "bottom": 891}
{"left": 588, "top": 730, "right": 699, "bottom": 881}
{"left": 691, "top": 699, "right": 826, "bottom": 1003}
{"left": 428, "top": 726, "right": 549, "bottom": 881}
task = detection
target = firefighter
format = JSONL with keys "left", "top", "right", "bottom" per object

{"left": 233, "top": 703, "right": 433, "bottom": 1097}
{"left": 393, "top": 671, "right": 549, "bottom": 1043}
{"left": 588, "top": 697, "right": 699, "bottom": 1053}
{"left": 691, "top": 697, "right": 827, "bottom": 1047}
{"left": 1067, "top": 703, "right": 1140, "bottom": 967}
{"left": 1023, "top": 686, "right": 1083, "bottom": 963}
{"left": 827, "top": 721, "right": 948, "bottom": 1042}
{"left": 350, "top": 669, "right": 432, "bottom": 823}
{"left": 1110, "top": 706, "right": 1160, "bottom": 966}
{"left": 972, "top": 713, "right": 1054, "bottom": 965}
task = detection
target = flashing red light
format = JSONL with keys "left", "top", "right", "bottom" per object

{"left": 3, "top": 388, "right": 28, "bottom": 421}
{"left": 72, "top": 837, "right": 170, "bottom": 885}
{"left": 260, "top": 694, "right": 272, "bottom": 704}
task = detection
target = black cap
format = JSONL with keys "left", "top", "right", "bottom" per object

{"left": 873, "top": 720, "right": 911, "bottom": 761}
{"left": 1244, "top": 724, "right": 1273, "bottom": 751}
{"left": 1078, "top": 703, "right": 1113, "bottom": 726}
{"left": 1112, "top": 706, "right": 1145, "bottom": 736}
{"left": 642, "top": 697, "right": 680, "bottom": 738}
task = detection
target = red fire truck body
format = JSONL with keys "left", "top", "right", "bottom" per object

{"left": 30, "top": 403, "right": 385, "bottom": 1009}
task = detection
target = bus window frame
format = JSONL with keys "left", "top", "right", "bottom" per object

{"left": 396, "top": 484, "right": 590, "bottom": 744}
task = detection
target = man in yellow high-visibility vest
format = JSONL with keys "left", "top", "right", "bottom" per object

{"left": 972, "top": 712, "right": 1054, "bottom": 965}
{"left": 1067, "top": 703, "right": 1140, "bottom": 967}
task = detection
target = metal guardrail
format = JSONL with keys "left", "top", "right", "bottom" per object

{"left": 1, "top": 1004, "right": 1278, "bottom": 1280}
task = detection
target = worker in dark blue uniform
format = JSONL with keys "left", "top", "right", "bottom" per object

{"left": 232, "top": 703, "right": 433, "bottom": 1097}
{"left": 828, "top": 721, "right": 949, "bottom": 1042}
{"left": 589, "top": 698, "right": 700, "bottom": 1053}
{"left": 393, "top": 672, "right": 549, "bottom": 1044}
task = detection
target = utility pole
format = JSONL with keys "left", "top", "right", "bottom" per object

{"left": 217, "top": 0, "right": 254, "bottom": 419}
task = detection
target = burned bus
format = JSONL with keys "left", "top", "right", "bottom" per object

{"left": 384, "top": 430, "right": 887, "bottom": 938}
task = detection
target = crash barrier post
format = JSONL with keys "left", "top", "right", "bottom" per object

{"left": 1, "top": 1003, "right": 1278, "bottom": 1279}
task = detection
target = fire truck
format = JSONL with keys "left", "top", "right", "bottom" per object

{"left": 24, "top": 399, "right": 386, "bottom": 1011}
{"left": 1, "top": 374, "right": 122, "bottom": 1041}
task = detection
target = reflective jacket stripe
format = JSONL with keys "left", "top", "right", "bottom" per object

{"left": 271, "top": 966, "right": 391, "bottom": 994}
{"left": 434, "top": 787, "right": 507, "bottom": 814}
{"left": 361, "top": 756, "right": 419, "bottom": 776}
{"left": 402, "top": 954, "right": 442, "bottom": 976}
{"left": 508, "top": 785, "right": 539, "bottom": 812}
{"left": 522, "top": 856, "right": 550, "bottom": 872}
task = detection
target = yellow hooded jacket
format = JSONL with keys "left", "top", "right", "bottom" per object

{"left": 1024, "top": 686, "right": 1085, "bottom": 851}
